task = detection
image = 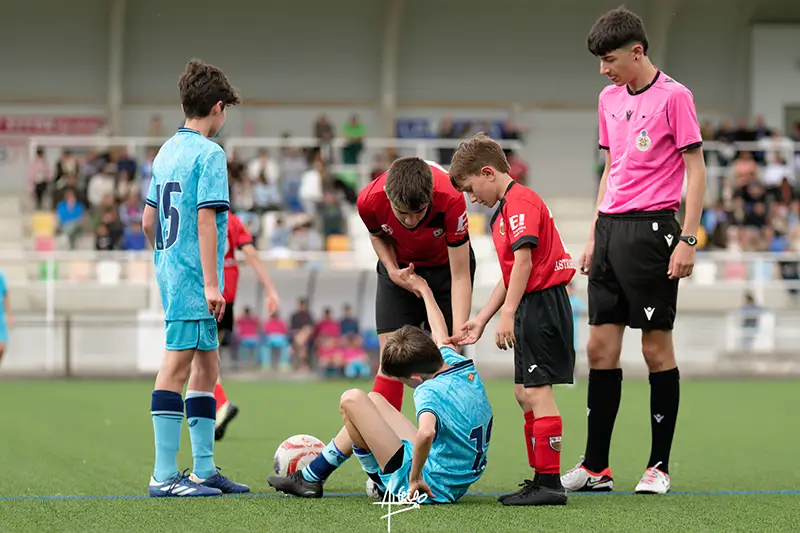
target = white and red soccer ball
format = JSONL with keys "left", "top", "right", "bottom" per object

{"left": 273, "top": 434, "right": 326, "bottom": 476}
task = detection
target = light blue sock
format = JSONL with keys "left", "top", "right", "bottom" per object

{"left": 302, "top": 439, "right": 350, "bottom": 482}
{"left": 353, "top": 446, "right": 380, "bottom": 476}
{"left": 151, "top": 390, "right": 184, "bottom": 482}
{"left": 185, "top": 390, "right": 217, "bottom": 479}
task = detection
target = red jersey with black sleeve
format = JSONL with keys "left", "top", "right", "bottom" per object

{"left": 223, "top": 213, "right": 255, "bottom": 302}
{"left": 356, "top": 160, "right": 470, "bottom": 268}
{"left": 491, "top": 182, "right": 575, "bottom": 293}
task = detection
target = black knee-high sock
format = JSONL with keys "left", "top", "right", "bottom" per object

{"left": 583, "top": 368, "right": 623, "bottom": 473}
{"left": 647, "top": 368, "right": 680, "bottom": 474}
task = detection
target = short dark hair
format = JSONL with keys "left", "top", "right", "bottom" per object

{"left": 381, "top": 325, "right": 444, "bottom": 378}
{"left": 178, "top": 59, "right": 241, "bottom": 119}
{"left": 449, "top": 133, "right": 511, "bottom": 190}
{"left": 384, "top": 157, "right": 434, "bottom": 211}
{"left": 587, "top": 7, "right": 649, "bottom": 57}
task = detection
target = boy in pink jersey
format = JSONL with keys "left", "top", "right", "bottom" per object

{"left": 561, "top": 8, "right": 706, "bottom": 496}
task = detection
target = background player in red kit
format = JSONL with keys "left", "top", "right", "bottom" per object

{"left": 449, "top": 133, "right": 576, "bottom": 507}
{"left": 210, "top": 212, "right": 280, "bottom": 441}
{"left": 357, "top": 157, "right": 476, "bottom": 412}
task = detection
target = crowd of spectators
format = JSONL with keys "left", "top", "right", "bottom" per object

{"left": 28, "top": 113, "right": 528, "bottom": 253}
{"left": 697, "top": 117, "right": 800, "bottom": 254}
{"left": 224, "top": 298, "right": 380, "bottom": 378}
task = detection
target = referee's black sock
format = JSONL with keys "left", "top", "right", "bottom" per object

{"left": 647, "top": 367, "right": 680, "bottom": 474}
{"left": 583, "top": 368, "right": 623, "bottom": 473}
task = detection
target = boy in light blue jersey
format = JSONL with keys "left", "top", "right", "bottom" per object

{"left": 141, "top": 59, "right": 248, "bottom": 497}
{"left": 268, "top": 264, "right": 493, "bottom": 503}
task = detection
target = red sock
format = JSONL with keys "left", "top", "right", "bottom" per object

{"left": 524, "top": 411, "right": 536, "bottom": 468}
{"left": 372, "top": 375, "right": 404, "bottom": 411}
{"left": 213, "top": 382, "right": 228, "bottom": 411}
{"left": 533, "top": 416, "right": 563, "bottom": 475}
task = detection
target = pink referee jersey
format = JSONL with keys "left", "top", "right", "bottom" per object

{"left": 597, "top": 70, "right": 702, "bottom": 214}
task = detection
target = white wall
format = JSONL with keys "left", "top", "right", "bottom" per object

{"left": 751, "top": 24, "right": 800, "bottom": 131}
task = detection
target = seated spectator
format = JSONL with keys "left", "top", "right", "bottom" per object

{"left": 98, "top": 209, "right": 124, "bottom": 248}
{"left": 316, "top": 307, "right": 341, "bottom": 339}
{"left": 87, "top": 164, "right": 116, "bottom": 210}
{"left": 123, "top": 222, "right": 147, "bottom": 251}
{"left": 290, "top": 298, "right": 315, "bottom": 371}
{"left": 320, "top": 189, "right": 345, "bottom": 238}
{"left": 263, "top": 310, "right": 291, "bottom": 371}
{"left": 248, "top": 148, "right": 280, "bottom": 185}
{"left": 739, "top": 292, "right": 764, "bottom": 350}
{"left": 299, "top": 159, "right": 324, "bottom": 216}
{"left": 340, "top": 304, "right": 359, "bottom": 336}
{"left": 29, "top": 147, "right": 52, "bottom": 210}
{"left": 270, "top": 217, "right": 291, "bottom": 250}
{"left": 316, "top": 335, "right": 343, "bottom": 378}
{"left": 290, "top": 217, "right": 322, "bottom": 253}
{"left": 252, "top": 175, "right": 281, "bottom": 213}
{"left": 235, "top": 307, "right": 262, "bottom": 365}
{"left": 119, "top": 193, "right": 143, "bottom": 227}
{"left": 95, "top": 224, "right": 117, "bottom": 251}
{"left": 280, "top": 147, "right": 307, "bottom": 212}
{"left": 55, "top": 189, "right": 84, "bottom": 249}
{"left": 115, "top": 170, "right": 137, "bottom": 203}
{"left": 342, "top": 333, "right": 370, "bottom": 379}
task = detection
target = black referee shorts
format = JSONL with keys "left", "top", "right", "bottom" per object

{"left": 513, "top": 284, "right": 575, "bottom": 387}
{"left": 374, "top": 246, "right": 476, "bottom": 335}
{"left": 588, "top": 210, "right": 681, "bottom": 331}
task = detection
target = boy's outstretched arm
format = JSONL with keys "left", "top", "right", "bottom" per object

{"left": 451, "top": 279, "right": 507, "bottom": 346}
{"left": 398, "top": 265, "right": 453, "bottom": 349}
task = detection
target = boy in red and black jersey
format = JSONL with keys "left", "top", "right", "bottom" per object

{"left": 356, "top": 157, "right": 476, "bottom": 412}
{"left": 449, "top": 133, "right": 576, "bottom": 507}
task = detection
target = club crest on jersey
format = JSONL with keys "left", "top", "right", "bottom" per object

{"left": 549, "top": 436, "right": 562, "bottom": 452}
{"left": 468, "top": 372, "right": 475, "bottom": 382}
{"left": 433, "top": 228, "right": 444, "bottom": 238}
{"left": 636, "top": 130, "right": 651, "bottom": 152}
{"left": 498, "top": 218, "right": 505, "bottom": 236}
{"left": 381, "top": 224, "right": 393, "bottom": 235}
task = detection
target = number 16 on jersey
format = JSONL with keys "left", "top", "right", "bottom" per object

{"left": 155, "top": 182, "right": 183, "bottom": 251}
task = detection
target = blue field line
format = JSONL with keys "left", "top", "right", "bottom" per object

{"left": 1, "top": 489, "right": 799, "bottom": 502}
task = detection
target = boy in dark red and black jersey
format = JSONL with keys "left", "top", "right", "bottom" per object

{"left": 357, "top": 157, "right": 476, "bottom": 413}
{"left": 449, "top": 133, "right": 575, "bottom": 507}
{"left": 212, "top": 212, "right": 280, "bottom": 441}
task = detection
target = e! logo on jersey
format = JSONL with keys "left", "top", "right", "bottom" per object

{"left": 433, "top": 228, "right": 444, "bottom": 238}
{"left": 456, "top": 210, "right": 469, "bottom": 234}
{"left": 509, "top": 214, "right": 526, "bottom": 238}
{"left": 381, "top": 224, "right": 393, "bottom": 235}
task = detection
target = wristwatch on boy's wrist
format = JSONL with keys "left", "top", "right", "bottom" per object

{"left": 680, "top": 235, "right": 697, "bottom": 246}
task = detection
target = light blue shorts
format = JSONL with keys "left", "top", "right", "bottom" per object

{"left": 378, "top": 440, "right": 457, "bottom": 504}
{"left": 0, "top": 319, "right": 7, "bottom": 344}
{"left": 165, "top": 319, "right": 219, "bottom": 352}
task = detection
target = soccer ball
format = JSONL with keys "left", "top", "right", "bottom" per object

{"left": 273, "top": 434, "right": 326, "bottom": 476}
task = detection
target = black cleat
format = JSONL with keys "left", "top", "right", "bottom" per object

{"left": 267, "top": 471, "right": 323, "bottom": 498}
{"left": 214, "top": 403, "right": 239, "bottom": 442}
{"left": 501, "top": 475, "right": 568, "bottom": 506}
{"left": 497, "top": 479, "right": 530, "bottom": 503}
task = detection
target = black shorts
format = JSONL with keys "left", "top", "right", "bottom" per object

{"left": 514, "top": 283, "right": 575, "bottom": 387}
{"left": 219, "top": 301, "right": 235, "bottom": 336}
{"left": 588, "top": 210, "right": 681, "bottom": 331}
{"left": 375, "top": 246, "right": 476, "bottom": 335}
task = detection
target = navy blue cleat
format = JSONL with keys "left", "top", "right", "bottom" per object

{"left": 190, "top": 467, "right": 250, "bottom": 494}
{"left": 149, "top": 470, "right": 222, "bottom": 497}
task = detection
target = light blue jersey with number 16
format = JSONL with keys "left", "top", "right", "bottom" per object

{"left": 146, "top": 128, "right": 230, "bottom": 321}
